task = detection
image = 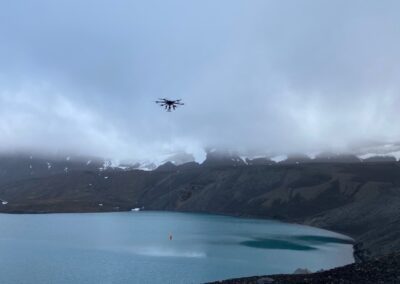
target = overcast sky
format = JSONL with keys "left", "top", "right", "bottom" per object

{"left": 0, "top": 0, "right": 399, "bottom": 161}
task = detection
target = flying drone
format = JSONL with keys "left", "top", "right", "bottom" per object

{"left": 155, "top": 98, "right": 184, "bottom": 112}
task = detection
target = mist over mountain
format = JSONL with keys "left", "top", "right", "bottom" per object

{"left": 1, "top": 0, "right": 400, "bottom": 160}
{"left": 1, "top": 141, "right": 399, "bottom": 187}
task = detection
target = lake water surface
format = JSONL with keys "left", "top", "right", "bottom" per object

{"left": 0, "top": 211, "right": 353, "bottom": 283}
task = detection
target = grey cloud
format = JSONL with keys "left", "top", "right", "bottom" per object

{"left": 0, "top": 0, "right": 399, "bottom": 161}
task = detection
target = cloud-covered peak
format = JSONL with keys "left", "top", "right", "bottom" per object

{"left": 1, "top": 0, "right": 399, "bottom": 160}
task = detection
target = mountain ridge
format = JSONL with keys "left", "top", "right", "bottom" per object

{"left": 2, "top": 145, "right": 400, "bottom": 184}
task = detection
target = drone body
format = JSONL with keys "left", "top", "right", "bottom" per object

{"left": 155, "top": 98, "right": 184, "bottom": 112}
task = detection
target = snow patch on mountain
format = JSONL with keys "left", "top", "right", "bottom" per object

{"left": 270, "top": 155, "right": 288, "bottom": 163}
{"left": 356, "top": 143, "right": 400, "bottom": 161}
{"left": 359, "top": 151, "right": 400, "bottom": 161}
{"left": 306, "top": 152, "right": 319, "bottom": 160}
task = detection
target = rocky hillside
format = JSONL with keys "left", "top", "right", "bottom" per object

{"left": 0, "top": 160, "right": 399, "bottom": 259}
{"left": 0, "top": 153, "right": 106, "bottom": 185}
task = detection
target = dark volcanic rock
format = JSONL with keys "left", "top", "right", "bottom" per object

{"left": 202, "top": 151, "right": 246, "bottom": 167}
{"left": 177, "top": 161, "right": 201, "bottom": 170}
{"left": 207, "top": 253, "right": 400, "bottom": 284}
{"left": 362, "top": 156, "right": 397, "bottom": 163}
{"left": 155, "top": 161, "right": 177, "bottom": 172}
{"left": 246, "top": 158, "right": 275, "bottom": 166}
{"left": 313, "top": 153, "right": 362, "bottom": 163}
{"left": 280, "top": 154, "right": 312, "bottom": 164}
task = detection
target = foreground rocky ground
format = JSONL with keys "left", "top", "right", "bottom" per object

{"left": 208, "top": 253, "right": 400, "bottom": 284}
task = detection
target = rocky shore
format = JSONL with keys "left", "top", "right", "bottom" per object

{"left": 208, "top": 253, "right": 400, "bottom": 284}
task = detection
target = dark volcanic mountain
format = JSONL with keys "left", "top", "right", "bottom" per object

{"left": 0, "top": 154, "right": 399, "bottom": 261}
{"left": 0, "top": 153, "right": 105, "bottom": 185}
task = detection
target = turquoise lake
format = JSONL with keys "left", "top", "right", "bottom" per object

{"left": 0, "top": 211, "right": 353, "bottom": 283}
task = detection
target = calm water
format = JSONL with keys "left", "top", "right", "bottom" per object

{"left": 0, "top": 211, "right": 353, "bottom": 284}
